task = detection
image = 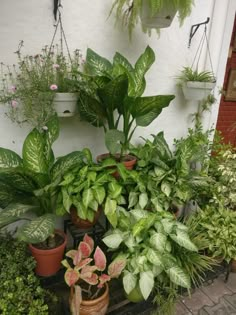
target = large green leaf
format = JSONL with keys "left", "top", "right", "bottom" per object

{"left": 82, "top": 188, "right": 94, "bottom": 209}
{"left": 150, "top": 233, "right": 167, "bottom": 252}
{"left": 92, "top": 186, "right": 106, "bottom": 205}
{"left": 123, "top": 272, "right": 137, "bottom": 295}
{"left": 0, "top": 203, "right": 39, "bottom": 228}
{"left": 147, "top": 248, "right": 164, "bottom": 267}
{"left": 104, "top": 197, "right": 118, "bottom": 227}
{"left": 139, "top": 271, "right": 154, "bottom": 300}
{"left": 102, "top": 230, "right": 123, "bottom": 249}
{"left": 0, "top": 169, "right": 37, "bottom": 192}
{"left": 51, "top": 151, "right": 85, "bottom": 181}
{"left": 166, "top": 266, "right": 191, "bottom": 289}
{"left": 97, "top": 75, "right": 128, "bottom": 116}
{"left": 0, "top": 182, "right": 19, "bottom": 207}
{"left": 45, "top": 115, "right": 60, "bottom": 145}
{"left": 169, "top": 230, "right": 198, "bottom": 252}
{"left": 0, "top": 148, "right": 22, "bottom": 169}
{"left": 86, "top": 48, "right": 113, "bottom": 76}
{"left": 113, "top": 52, "right": 134, "bottom": 75}
{"left": 152, "top": 132, "right": 173, "bottom": 160}
{"left": 22, "top": 129, "right": 48, "bottom": 173}
{"left": 108, "top": 181, "right": 122, "bottom": 199}
{"left": 130, "top": 95, "right": 175, "bottom": 126}
{"left": 78, "top": 91, "right": 106, "bottom": 127}
{"left": 17, "top": 213, "right": 55, "bottom": 243}
{"left": 105, "top": 130, "right": 125, "bottom": 155}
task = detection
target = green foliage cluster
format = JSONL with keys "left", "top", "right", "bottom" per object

{"left": 177, "top": 67, "right": 216, "bottom": 83}
{"left": 0, "top": 233, "right": 56, "bottom": 315}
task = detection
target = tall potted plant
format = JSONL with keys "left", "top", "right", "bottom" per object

{"left": 62, "top": 233, "right": 126, "bottom": 315}
{"left": 78, "top": 45, "right": 174, "bottom": 167}
{"left": 109, "top": 0, "right": 194, "bottom": 38}
{"left": 0, "top": 42, "right": 84, "bottom": 128}
{"left": 0, "top": 115, "right": 86, "bottom": 276}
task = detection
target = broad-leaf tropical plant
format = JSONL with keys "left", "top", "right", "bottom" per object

{"left": 0, "top": 116, "right": 86, "bottom": 244}
{"left": 78, "top": 46, "right": 174, "bottom": 156}
{"left": 62, "top": 233, "right": 126, "bottom": 315}
{"left": 103, "top": 209, "right": 199, "bottom": 302}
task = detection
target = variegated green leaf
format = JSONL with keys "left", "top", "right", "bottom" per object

{"left": 147, "top": 248, "right": 164, "bottom": 267}
{"left": 0, "top": 169, "right": 36, "bottom": 192}
{"left": 86, "top": 48, "right": 113, "bottom": 76}
{"left": 161, "top": 180, "right": 171, "bottom": 197}
{"left": 0, "top": 148, "right": 22, "bottom": 169}
{"left": 82, "top": 188, "right": 94, "bottom": 209}
{"left": 139, "top": 271, "right": 154, "bottom": 300}
{"left": 139, "top": 192, "right": 148, "bottom": 209}
{"left": 51, "top": 151, "right": 85, "bottom": 181}
{"left": 166, "top": 266, "right": 191, "bottom": 289}
{"left": 45, "top": 114, "right": 60, "bottom": 145}
{"left": 108, "top": 181, "right": 122, "bottom": 199}
{"left": 150, "top": 233, "right": 167, "bottom": 252}
{"left": 92, "top": 186, "right": 106, "bottom": 205}
{"left": 103, "top": 231, "right": 123, "bottom": 249}
{"left": 169, "top": 230, "right": 198, "bottom": 252}
{"left": 123, "top": 272, "right": 137, "bottom": 295}
{"left": 17, "top": 214, "right": 55, "bottom": 243}
{"left": 128, "top": 192, "right": 139, "bottom": 208}
{"left": 105, "top": 130, "right": 125, "bottom": 155}
{"left": 104, "top": 197, "right": 117, "bottom": 227}
{"left": 22, "top": 129, "right": 48, "bottom": 173}
{"left": 0, "top": 203, "right": 39, "bottom": 228}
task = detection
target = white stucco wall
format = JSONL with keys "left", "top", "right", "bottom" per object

{"left": 0, "top": 0, "right": 235, "bottom": 157}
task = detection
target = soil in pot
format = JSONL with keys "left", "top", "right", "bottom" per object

{"left": 29, "top": 230, "right": 67, "bottom": 277}
{"left": 70, "top": 206, "right": 102, "bottom": 229}
{"left": 33, "top": 233, "right": 64, "bottom": 250}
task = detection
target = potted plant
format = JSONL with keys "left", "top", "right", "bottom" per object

{"left": 79, "top": 45, "right": 174, "bottom": 167}
{"left": 0, "top": 41, "right": 84, "bottom": 128}
{"left": 177, "top": 67, "right": 216, "bottom": 101}
{"left": 103, "top": 207, "right": 213, "bottom": 310}
{"left": 109, "top": 0, "right": 194, "bottom": 38}
{"left": 62, "top": 233, "right": 126, "bottom": 315}
{"left": 57, "top": 157, "right": 129, "bottom": 228}
{"left": 0, "top": 115, "right": 86, "bottom": 276}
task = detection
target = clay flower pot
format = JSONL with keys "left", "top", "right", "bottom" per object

{"left": 96, "top": 153, "right": 137, "bottom": 170}
{"left": 70, "top": 206, "right": 102, "bottom": 229}
{"left": 29, "top": 229, "right": 67, "bottom": 277}
{"left": 70, "top": 283, "right": 109, "bottom": 315}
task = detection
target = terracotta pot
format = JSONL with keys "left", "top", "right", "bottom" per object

{"left": 70, "top": 206, "right": 102, "bottom": 229}
{"left": 70, "top": 283, "right": 109, "bottom": 315}
{"left": 29, "top": 229, "right": 67, "bottom": 277}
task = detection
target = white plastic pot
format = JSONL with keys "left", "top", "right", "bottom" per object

{"left": 182, "top": 81, "right": 216, "bottom": 101}
{"left": 53, "top": 93, "right": 78, "bottom": 117}
{"left": 140, "top": 1, "right": 177, "bottom": 29}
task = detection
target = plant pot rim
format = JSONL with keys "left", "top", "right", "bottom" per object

{"left": 96, "top": 153, "right": 137, "bottom": 163}
{"left": 80, "top": 283, "right": 109, "bottom": 306}
{"left": 185, "top": 81, "right": 216, "bottom": 89}
{"left": 29, "top": 229, "right": 67, "bottom": 254}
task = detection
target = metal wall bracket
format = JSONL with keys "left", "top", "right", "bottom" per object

{"left": 188, "top": 17, "right": 210, "bottom": 48}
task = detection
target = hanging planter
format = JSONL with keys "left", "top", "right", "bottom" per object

{"left": 182, "top": 81, "right": 216, "bottom": 101}
{"left": 140, "top": 1, "right": 177, "bottom": 29}
{"left": 53, "top": 92, "right": 78, "bottom": 117}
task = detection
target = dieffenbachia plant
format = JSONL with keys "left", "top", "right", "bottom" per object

{"left": 78, "top": 46, "right": 175, "bottom": 155}
{"left": 57, "top": 158, "right": 128, "bottom": 226}
{"left": 0, "top": 116, "right": 86, "bottom": 244}
{"left": 103, "top": 209, "right": 198, "bottom": 301}
{"left": 62, "top": 233, "right": 126, "bottom": 315}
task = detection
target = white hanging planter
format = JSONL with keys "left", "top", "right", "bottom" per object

{"left": 182, "top": 81, "right": 216, "bottom": 101}
{"left": 53, "top": 93, "right": 78, "bottom": 117}
{"left": 140, "top": 1, "right": 177, "bottom": 29}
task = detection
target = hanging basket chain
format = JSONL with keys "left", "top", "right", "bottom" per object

{"left": 191, "top": 25, "right": 215, "bottom": 79}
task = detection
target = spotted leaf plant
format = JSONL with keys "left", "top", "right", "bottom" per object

{"left": 62, "top": 234, "right": 126, "bottom": 315}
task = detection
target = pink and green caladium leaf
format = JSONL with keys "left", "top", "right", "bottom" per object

{"left": 94, "top": 246, "right": 106, "bottom": 271}
{"left": 64, "top": 268, "right": 80, "bottom": 287}
{"left": 79, "top": 241, "right": 92, "bottom": 258}
{"left": 77, "top": 258, "right": 93, "bottom": 270}
{"left": 108, "top": 256, "right": 127, "bottom": 278}
{"left": 80, "top": 265, "right": 97, "bottom": 279}
{"left": 81, "top": 273, "right": 98, "bottom": 285}
{"left": 65, "top": 250, "right": 77, "bottom": 260}
{"left": 98, "top": 274, "right": 111, "bottom": 288}
{"left": 73, "top": 250, "right": 82, "bottom": 266}
{"left": 83, "top": 233, "right": 94, "bottom": 252}
{"left": 70, "top": 285, "right": 82, "bottom": 315}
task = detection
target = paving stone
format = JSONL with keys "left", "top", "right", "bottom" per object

{"left": 181, "top": 290, "right": 214, "bottom": 312}
{"left": 174, "top": 301, "right": 192, "bottom": 315}
{"left": 203, "top": 296, "right": 236, "bottom": 315}
{"left": 200, "top": 278, "right": 233, "bottom": 303}
{"left": 224, "top": 294, "right": 236, "bottom": 308}
{"left": 224, "top": 273, "right": 236, "bottom": 293}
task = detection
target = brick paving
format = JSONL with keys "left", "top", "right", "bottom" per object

{"left": 175, "top": 273, "right": 236, "bottom": 315}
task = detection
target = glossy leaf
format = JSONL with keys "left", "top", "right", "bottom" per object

{"left": 108, "top": 256, "right": 127, "bottom": 278}
{"left": 169, "top": 230, "right": 198, "bottom": 252}
{"left": 82, "top": 188, "right": 94, "bottom": 209}
{"left": 103, "top": 232, "right": 123, "bottom": 249}
{"left": 150, "top": 233, "right": 167, "bottom": 252}
{"left": 139, "top": 271, "right": 154, "bottom": 300}
{"left": 81, "top": 273, "right": 98, "bottom": 285}
{"left": 83, "top": 233, "right": 94, "bottom": 252}
{"left": 94, "top": 246, "right": 106, "bottom": 271}
{"left": 0, "top": 148, "right": 22, "bottom": 169}
{"left": 147, "top": 249, "right": 164, "bottom": 267}
{"left": 64, "top": 269, "right": 80, "bottom": 287}
{"left": 86, "top": 48, "right": 113, "bottom": 76}
{"left": 139, "top": 192, "right": 148, "bottom": 209}
{"left": 123, "top": 272, "right": 137, "bottom": 295}
{"left": 17, "top": 214, "right": 55, "bottom": 243}
{"left": 79, "top": 241, "right": 92, "bottom": 258}
{"left": 166, "top": 266, "right": 191, "bottom": 289}
{"left": 92, "top": 186, "right": 106, "bottom": 205}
